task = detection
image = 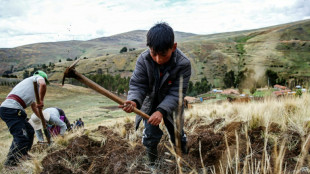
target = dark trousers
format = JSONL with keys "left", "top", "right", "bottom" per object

{"left": 142, "top": 115, "right": 187, "bottom": 150}
{"left": 0, "top": 107, "right": 34, "bottom": 164}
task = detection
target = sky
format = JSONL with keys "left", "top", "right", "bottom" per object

{"left": 0, "top": 0, "right": 309, "bottom": 48}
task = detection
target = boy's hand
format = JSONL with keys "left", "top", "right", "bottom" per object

{"left": 148, "top": 111, "right": 163, "bottom": 126}
{"left": 119, "top": 101, "right": 136, "bottom": 113}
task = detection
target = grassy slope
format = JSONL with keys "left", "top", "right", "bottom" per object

{"left": 1, "top": 84, "right": 310, "bottom": 173}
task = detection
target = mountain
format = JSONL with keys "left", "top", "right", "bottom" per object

{"left": 1, "top": 19, "right": 310, "bottom": 88}
{"left": 0, "top": 30, "right": 195, "bottom": 75}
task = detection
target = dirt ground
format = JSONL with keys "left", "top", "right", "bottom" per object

{"left": 38, "top": 119, "right": 308, "bottom": 174}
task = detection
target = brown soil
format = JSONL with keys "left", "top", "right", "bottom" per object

{"left": 40, "top": 119, "right": 308, "bottom": 173}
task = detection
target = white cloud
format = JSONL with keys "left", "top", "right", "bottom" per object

{"left": 0, "top": 0, "right": 309, "bottom": 48}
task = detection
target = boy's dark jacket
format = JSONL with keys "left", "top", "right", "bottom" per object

{"left": 127, "top": 48, "right": 191, "bottom": 130}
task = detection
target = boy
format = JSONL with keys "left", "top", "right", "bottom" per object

{"left": 120, "top": 22, "right": 191, "bottom": 166}
{"left": 0, "top": 70, "right": 48, "bottom": 167}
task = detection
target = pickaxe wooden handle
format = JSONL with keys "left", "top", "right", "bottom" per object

{"left": 62, "top": 59, "right": 150, "bottom": 120}
{"left": 33, "top": 81, "right": 51, "bottom": 144}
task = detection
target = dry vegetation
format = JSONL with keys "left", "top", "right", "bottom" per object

{"left": 1, "top": 89, "right": 310, "bottom": 173}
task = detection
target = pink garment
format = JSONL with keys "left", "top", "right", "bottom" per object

{"left": 48, "top": 116, "right": 65, "bottom": 136}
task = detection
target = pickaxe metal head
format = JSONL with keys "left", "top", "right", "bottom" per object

{"left": 62, "top": 58, "right": 81, "bottom": 86}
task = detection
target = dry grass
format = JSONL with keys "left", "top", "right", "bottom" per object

{"left": 186, "top": 94, "right": 310, "bottom": 135}
{"left": 185, "top": 93, "right": 310, "bottom": 173}
{"left": 1, "top": 88, "right": 310, "bottom": 173}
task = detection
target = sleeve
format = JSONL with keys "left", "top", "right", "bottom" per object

{"left": 56, "top": 108, "right": 66, "bottom": 117}
{"left": 64, "top": 116, "right": 71, "bottom": 131}
{"left": 35, "top": 130, "right": 44, "bottom": 142}
{"left": 127, "top": 55, "right": 149, "bottom": 107}
{"left": 34, "top": 75, "right": 44, "bottom": 83}
{"left": 49, "top": 115, "right": 67, "bottom": 136}
{"left": 157, "top": 60, "right": 191, "bottom": 116}
{"left": 57, "top": 108, "right": 71, "bottom": 130}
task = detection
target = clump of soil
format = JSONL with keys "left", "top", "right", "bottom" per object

{"left": 187, "top": 127, "right": 225, "bottom": 167}
{"left": 40, "top": 118, "right": 308, "bottom": 173}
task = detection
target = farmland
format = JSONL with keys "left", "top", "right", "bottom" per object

{"left": 1, "top": 84, "right": 310, "bottom": 173}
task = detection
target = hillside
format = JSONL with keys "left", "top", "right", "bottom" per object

{"left": 0, "top": 30, "right": 195, "bottom": 75}
{"left": 1, "top": 19, "right": 310, "bottom": 87}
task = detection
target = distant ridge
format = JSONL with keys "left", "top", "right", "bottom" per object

{"left": 1, "top": 19, "right": 310, "bottom": 88}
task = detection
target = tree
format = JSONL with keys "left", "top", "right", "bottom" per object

{"left": 224, "top": 70, "right": 235, "bottom": 88}
{"left": 117, "top": 86, "right": 125, "bottom": 95}
{"left": 296, "top": 89, "right": 302, "bottom": 97}
{"left": 250, "top": 86, "right": 257, "bottom": 94}
{"left": 200, "top": 77, "right": 211, "bottom": 93}
{"left": 97, "top": 68, "right": 103, "bottom": 74}
{"left": 187, "top": 81, "right": 193, "bottom": 94}
{"left": 266, "top": 70, "right": 278, "bottom": 87}
{"left": 42, "top": 64, "right": 47, "bottom": 69}
{"left": 235, "top": 70, "right": 246, "bottom": 88}
{"left": 276, "top": 77, "right": 286, "bottom": 86}
{"left": 59, "top": 59, "right": 62, "bottom": 62}
{"left": 23, "top": 70, "right": 29, "bottom": 79}
{"left": 30, "top": 67, "right": 38, "bottom": 76}
{"left": 120, "top": 47, "right": 128, "bottom": 53}
{"left": 190, "top": 77, "right": 212, "bottom": 96}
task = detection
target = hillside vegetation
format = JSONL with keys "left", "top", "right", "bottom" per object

{"left": 1, "top": 19, "right": 310, "bottom": 88}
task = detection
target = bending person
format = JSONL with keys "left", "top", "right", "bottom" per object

{"left": 0, "top": 70, "right": 48, "bottom": 167}
{"left": 29, "top": 107, "right": 67, "bottom": 142}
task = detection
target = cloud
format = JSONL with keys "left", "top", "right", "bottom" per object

{"left": 0, "top": 0, "right": 309, "bottom": 48}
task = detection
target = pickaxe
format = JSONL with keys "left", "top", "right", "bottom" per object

{"left": 62, "top": 59, "right": 150, "bottom": 120}
{"left": 33, "top": 81, "right": 51, "bottom": 145}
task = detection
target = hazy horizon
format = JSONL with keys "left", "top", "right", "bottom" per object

{"left": 1, "top": 0, "right": 309, "bottom": 48}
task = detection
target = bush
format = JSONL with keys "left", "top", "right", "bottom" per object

{"left": 250, "top": 86, "right": 257, "bottom": 94}
{"left": 296, "top": 89, "right": 302, "bottom": 97}
{"left": 224, "top": 70, "right": 235, "bottom": 88}
{"left": 266, "top": 70, "right": 278, "bottom": 87}
{"left": 120, "top": 47, "right": 128, "bottom": 53}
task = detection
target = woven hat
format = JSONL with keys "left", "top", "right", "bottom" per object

{"left": 28, "top": 111, "right": 51, "bottom": 130}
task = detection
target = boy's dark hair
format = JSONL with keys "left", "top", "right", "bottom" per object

{"left": 147, "top": 22, "right": 174, "bottom": 53}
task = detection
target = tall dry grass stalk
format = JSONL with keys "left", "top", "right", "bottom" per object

{"left": 173, "top": 76, "right": 183, "bottom": 173}
{"left": 186, "top": 93, "right": 310, "bottom": 173}
{"left": 199, "top": 140, "right": 206, "bottom": 174}
{"left": 186, "top": 93, "right": 310, "bottom": 134}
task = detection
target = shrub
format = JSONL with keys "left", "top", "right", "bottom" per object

{"left": 120, "top": 47, "right": 128, "bottom": 53}
{"left": 296, "top": 89, "right": 302, "bottom": 97}
{"left": 250, "top": 86, "right": 257, "bottom": 94}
